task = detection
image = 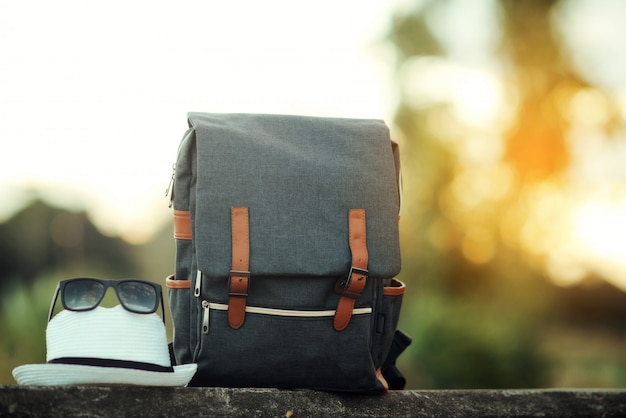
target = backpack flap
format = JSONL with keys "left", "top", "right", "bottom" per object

{"left": 188, "top": 112, "right": 401, "bottom": 280}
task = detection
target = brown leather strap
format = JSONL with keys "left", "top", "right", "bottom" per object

{"left": 165, "top": 274, "right": 191, "bottom": 289}
{"left": 382, "top": 278, "right": 406, "bottom": 296}
{"left": 228, "top": 207, "right": 250, "bottom": 329}
{"left": 173, "top": 210, "right": 192, "bottom": 240}
{"left": 334, "top": 209, "right": 368, "bottom": 331}
{"left": 376, "top": 367, "right": 390, "bottom": 392}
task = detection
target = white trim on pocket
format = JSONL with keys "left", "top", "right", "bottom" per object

{"left": 209, "top": 302, "right": 372, "bottom": 318}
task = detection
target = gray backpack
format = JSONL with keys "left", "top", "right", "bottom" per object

{"left": 166, "top": 113, "right": 410, "bottom": 392}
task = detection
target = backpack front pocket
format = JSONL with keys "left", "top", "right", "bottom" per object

{"left": 191, "top": 301, "right": 384, "bottom": 392}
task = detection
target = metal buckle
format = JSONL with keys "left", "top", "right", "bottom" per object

{"left": 348, "top": 266, "right": 368, "bottom": 282}
{"left": 336, "top": 266, "right": 368, "bottom": 298}
{"left": 228, "top": 270, "right": 250, "bottom": 297}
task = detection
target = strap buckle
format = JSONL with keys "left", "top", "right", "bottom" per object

{"left": 336, "top": 266, "right": 368, "bottom": 299}
{"left": 228, "top": 270, "right": 250, "bottom": 297}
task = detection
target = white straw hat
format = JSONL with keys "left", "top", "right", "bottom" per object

{"left": 13, "top": 305, "right": 197, "bottom": 386}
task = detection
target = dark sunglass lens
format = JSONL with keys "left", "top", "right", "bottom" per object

{"left": 117, "top": 282, "right": 157, "bottom": 313}
{"left": 64, "top": 280, "right": 106, "bottom": 311}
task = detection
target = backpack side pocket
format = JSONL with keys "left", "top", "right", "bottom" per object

{"left": 372, "top": 278, "right": 406, "bottom": 369}
{"left": 166, "top": 232, "right": 195, "bottom": 365}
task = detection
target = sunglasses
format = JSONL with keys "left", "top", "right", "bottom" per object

{"left": 48, "top": 278, "right": 165, "bottom": 323}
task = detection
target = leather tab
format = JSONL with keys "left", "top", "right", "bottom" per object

{"left": 382, "top": 278, "right": 406, "bottom": 296}
{"left": 173, "top": 210, "right": 192, "bottom": 240}
{"left": 334, "top": 209, "right": 368, "bottom": 331}
{"left": 376, "top": 367, "right": 390, "bottom": 392}
{"left": 228, "top": 207, "right": 250, "bottom": 329}
{"left": 165, "top": 274, "right": 191, "bottom": 289}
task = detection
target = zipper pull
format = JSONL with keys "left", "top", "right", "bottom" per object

{"left": 201, "top": 300, "right": 210, "bottom": 334}
{"left": 165, "top": 163, "right": 176, "bottom": 208}
{"left": 194, "top": 270, "right": 202, "bottom": 298}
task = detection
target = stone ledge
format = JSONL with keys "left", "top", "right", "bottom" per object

{"left": 1, "top": 386, "right": 625, "bottom": 417}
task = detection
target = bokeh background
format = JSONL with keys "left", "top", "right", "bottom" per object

{"left": 2, "top": 0, "right": 625, "bottom": 388}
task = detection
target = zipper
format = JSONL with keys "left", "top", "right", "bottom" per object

{"left": 164, "top": 163, "right": 176, "bottom": 208}
{"left": 193, "top": 270, "right": 204, "bottom": 361}
{"left": 194, "top": 270, "right": 202, "bottom": 297}
{"left": 166, "top": 126, "right": 194, "bottom": 209}
{"left": 208, "top": 303, "right": 372, "bottom": 317}
{"left": 201, "top": 300, "right": 210, "bottom": 334}
{"left": 201, "top": 302, "right": 372, "bottom": 334}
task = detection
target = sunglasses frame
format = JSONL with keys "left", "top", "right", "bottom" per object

{"left": 48, "top": 278, "right": 165, "bottom": 323}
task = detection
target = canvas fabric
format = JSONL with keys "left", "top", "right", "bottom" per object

{"left": 167, "top": 112, "right": 407, "bottom": 392}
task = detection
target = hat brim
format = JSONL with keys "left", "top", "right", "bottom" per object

{"left": 12, "top": 363, "right": 197, "bottom": 387}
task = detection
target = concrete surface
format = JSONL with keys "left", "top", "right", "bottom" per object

{"left": 1, "top": 386, "right": 625, "bottom": 417}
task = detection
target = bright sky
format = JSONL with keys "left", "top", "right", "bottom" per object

{"left": 0, "top": 0, "right": 403, "bottom": 241}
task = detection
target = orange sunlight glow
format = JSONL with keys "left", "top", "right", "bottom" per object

{"left": 512, "top": 182, "right": 626, "bottom": 291}
{"left": 569, "top": 197, "right": 626, "bottom": 288}
{"left": 430, "top": 65, "right": 626, "bottom": 292}
{"left": 452, "top": 69, "right": 505, "bottom": 128}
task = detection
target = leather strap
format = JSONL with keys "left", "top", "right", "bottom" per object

{"left": 228, "top": 207, "right": 250, "bottom": 329}
{"left": 173, "top": 210, "right": 192, "bottom": 240}
{"left": 382, "top": 278, "right": 406, "bottom": 296}
{"left": 165, "top": 274, "right": 191, "bottom": 289}
{"left": 334, "top": 209, "right": 368, "bottom": 331}
{"left": 376, "top": 367, "right": 390, "bottom": 392}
